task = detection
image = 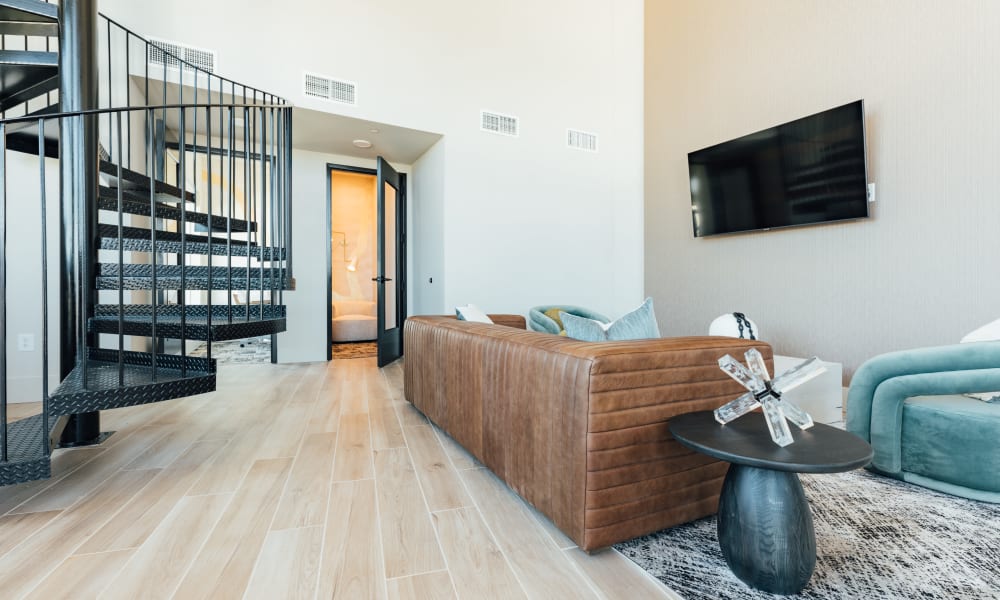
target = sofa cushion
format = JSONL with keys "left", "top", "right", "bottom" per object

{"left": 562, "top": 298, "right": 659, "bottom": 342}
{"left": 902, "top": 394, "right": 1000, "bottom": 493}
{"left": 456, "top": 304, "right": 493, "bottom": 323}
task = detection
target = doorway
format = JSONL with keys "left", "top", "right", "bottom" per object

{"left": 326, "top": 161, "right": 407, "bottom": 366}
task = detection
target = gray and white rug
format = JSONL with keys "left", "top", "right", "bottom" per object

{"left": 615, "top": 470, "right": 1000, "bottom": 599}
{"left": 189, "top": 336, "right": 271, "bottom": 364}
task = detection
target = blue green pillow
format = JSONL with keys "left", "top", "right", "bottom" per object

{"left": 561, "top": 298, "right": 660, "bottom": 342}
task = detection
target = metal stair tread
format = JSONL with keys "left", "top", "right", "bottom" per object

{"left": 88, "top": 315, "right": 287, "bottom": 342}
{"left": 97, "top": 230, "right": 283, "bottom": 259}
{"left": 0, "top": 412, "right": 51, "bottom": 486}
{"left": 99, "top": 159, "right": 193, "bottom": 202}
{"left": 96, "top": 275, "right": 290, "bottom": 291}
{"left": 96, "top": 188, "right": 253, "bottom": 232}
{"left": 48, "top": 350, "right": 216, "bottom": 415}
{"left": 0, "top": 0, "right": 58, "bottom": 24}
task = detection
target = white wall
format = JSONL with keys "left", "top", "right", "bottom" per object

{"left": 98, "top": 0, "right": 646, "bottom": 335}
{"left": 411, "top": 138, "right": 445, "bottom": 316}
{"left": 645, "top": 0, "right": 1000, "bottom": 377}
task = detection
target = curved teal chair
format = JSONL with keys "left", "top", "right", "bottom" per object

{"left": 528, "top": 305, "right": 610, "bottom": 335}
{"left": 846, "top": 342, "right": 1000, "bottom": 502}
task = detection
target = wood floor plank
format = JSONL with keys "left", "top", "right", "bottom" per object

{"left": 403, "top": 425, "right": 471, "bottom": 512}
{"left": 77, "top": 439, "right": 229, "bottom": 553}
{"left": 460, "top": 467, "right": 600, "bottom": 599}
{"left": 317, "top": 480, "right": 387, "bottom": 600}
{"left": 122, "top": 424, "right": 206, "bottom": 470}
{"left": 243, "top": 526, "right": 323, "bottom": 600}
{"left": 0, "top": 448, "right": 104, "bottom": 515}
{"left": 374, "top": 447, "right": 446, "bottom": 578}
{"left": 396, "top": 401, "right": 429, "bottom": 428}
{"left": 255, "top": 399, "right": 314, "bottom": 459}
{"left": 387, "top": 570, "right": 456, "bottom": 600}
{"left": 565, "top": 547, "right": 680, "bottom": 600}
{"left": 430, "top": 426, "right": 482, "bottom": 471}
{"left": 371, "top": 405, "right": 406, "bottom": 450}
{"left": 172, "top": 458, "right": 293, "bottom": 600}
{"left": 332, "top": 412, "right": 374, "bottom": 481}
{"left": 271, "top": 432, "right": 337, "bottom": 530}
{"left": 99, "top": 493, "right": 232, "bottom": 600}
{"left": 24, "top": 548, "right": 134, "bottom": 600}
{"left": 0, "top": 468, "right": 159, "bottom": 599}
{"left": 10, "top": 426, "right": 169, "bottom": 514}
{"left": 432, "top": 507, "right": 526, "bottom": 600}
{"left": 341, "top": 370, "right": 369, "bottom": 415}
{"left": 306, "top": 382, "right": 342, "bottom": 435}
{"left": 186, "top": 416, "right": 274, "bottom": 495}
{"left": 0, "top": 510, "right": 62, "bottom": 558}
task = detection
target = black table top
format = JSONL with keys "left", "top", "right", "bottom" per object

{"left": 669, "top": 411, "right": 873, "bottom": 474}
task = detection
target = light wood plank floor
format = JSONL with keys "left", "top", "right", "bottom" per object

{"left": 0, "top": 359, "right": 679, "bottom": 599}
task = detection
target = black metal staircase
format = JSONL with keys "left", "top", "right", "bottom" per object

{"left": 0, "top": 0, "right": 294, "bottom": 485}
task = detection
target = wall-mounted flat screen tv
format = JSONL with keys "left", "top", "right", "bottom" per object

{"left": 688, "top": 100, "right": 868, "bottom": 237}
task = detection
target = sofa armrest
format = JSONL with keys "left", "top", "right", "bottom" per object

{"left": 846, "top": 342, "right": 1000, "bottom": 474}
{"left": 847, "top": 342, "right": 1000, "bottom": 443}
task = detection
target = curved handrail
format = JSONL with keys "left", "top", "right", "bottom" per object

{"left": 98, "top": 14, "right": 290, "bottom": 107}
{"left": 0, "top": 102, "right": 290, "bottom": 125}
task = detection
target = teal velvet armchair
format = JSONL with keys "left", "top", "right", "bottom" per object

{"left": 846, "top": 342, "right": 1000, "bottom": 503}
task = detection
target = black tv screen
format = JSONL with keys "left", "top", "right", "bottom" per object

{"left": 688, "top": 100, "right": 868, "bottom": 237}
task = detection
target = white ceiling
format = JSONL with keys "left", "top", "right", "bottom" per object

{"left": 142, "top": 78, "right": 441, "bottom": 165}
{"left": 292, "top": 108, "right": 442, "bottom": 165}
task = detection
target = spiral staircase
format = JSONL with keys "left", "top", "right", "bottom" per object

{"left": 0, "top": 0, "right": 293, "bottom": 485}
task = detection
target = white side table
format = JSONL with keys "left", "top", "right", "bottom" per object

{"left": 773, "top": 355, "right": 844, "bottom": 426}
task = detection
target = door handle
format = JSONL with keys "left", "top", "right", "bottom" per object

{"left": 371, "top": 276, "right": 393, "bottom": 283}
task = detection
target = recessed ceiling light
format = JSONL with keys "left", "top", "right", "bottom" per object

{"left": 368, "top": 128, "right": 380, "bottom": 133}
{"left": 352, "top": 139, "right": 373, "bottom": 149}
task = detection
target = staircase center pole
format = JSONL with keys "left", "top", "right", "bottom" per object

{"left": 58, "top": 0, "right": 101, "bottom": 446}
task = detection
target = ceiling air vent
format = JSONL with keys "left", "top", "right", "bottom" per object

{"left": 148, "top": 38, "right": 216, "bottom": 73}
{"left": 567, "top": 129, "right": 598, "bottom": 152}
{"left": 481, "top": 110, "right": 519, "bottom": 137}
{"left": 303, "top": 73, "right": 357, "bottom": 105}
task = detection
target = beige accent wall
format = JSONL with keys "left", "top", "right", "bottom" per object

{"left": 645, "top": 0, "right": 1000, "bottom": 378}
{"left": 330, "top": 171, "right": 377, "bottom": 303}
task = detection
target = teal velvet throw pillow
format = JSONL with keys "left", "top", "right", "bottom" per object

{"left": 561, "top": 298, "right": 659, "bottom": 342}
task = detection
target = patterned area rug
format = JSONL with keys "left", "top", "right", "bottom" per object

{"left": 615, "top": 470, "right": 1000, "bottom": 599}
{"left": 189, "top": 336, "right": 271, "bottom": 364}
{"left": 331, "top": 341, "right": 377, "bottom": 360}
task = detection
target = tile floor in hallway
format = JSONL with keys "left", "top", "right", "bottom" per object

{"left": 0, "top": 358, "right": 679, "bottom": 599}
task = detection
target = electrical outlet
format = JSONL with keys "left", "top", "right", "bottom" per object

{"left": 17, "top": 333, "right": 35, "bottom": 352}
{"left": 867, "top": 183, "right": 876, "bottom": 203}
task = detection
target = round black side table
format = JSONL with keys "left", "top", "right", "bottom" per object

{"left": 669, "top": 411, "right": 872, "bottom": 595}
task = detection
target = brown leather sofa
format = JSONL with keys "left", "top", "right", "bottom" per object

{"left": 403, "top": 314, "right": 772, "bottom": 552}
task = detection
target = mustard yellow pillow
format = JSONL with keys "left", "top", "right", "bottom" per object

{"left": 544, "top": 308, "right": 565, "bottom": 331}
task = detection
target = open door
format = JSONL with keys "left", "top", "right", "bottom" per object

{"left": 375, "top": 157, "right": 405, "bottom": 367}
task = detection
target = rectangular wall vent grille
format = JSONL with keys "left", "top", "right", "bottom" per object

{"left": 567, "top": 129, "right": 598, "bottom": 152}
{"left": 148, "top": 39, "right": 216, "bottom": 73}
{"left": 481, "top": 110, "right": 519, "bottom": 137}
{"left": 304, "top": 73, "right": 357, "bottom": 105}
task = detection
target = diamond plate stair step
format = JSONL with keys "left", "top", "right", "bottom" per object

{"left": 0, "top": 50, "right": 58, "bottom": 112}
{"left": 95, "top": 303, "right": 286, "bottom": 319}
{"left": 97, "top": 187, "right": 253, "bottom": 232}
{"left": 99, "top": 159, "right": 194, "bottom": 203}
{"left": 0, "top": 0, "right": 58, "bottom": 23}
{"left": 0, "top": 413, "right": 52, "bottom": 486}
{"left": 99, "top": 263, "right": 285, "bottom": 279}
{"left": 89, "top": 316, "right": 286, "bottom": 342}
{"left": 96, "top": 275, "right": 290, "bottom": 291}
{"left": 96, "top": 224, "right": 285, "bottom": 259}
{"left": 48, "top": 348, "right": 216, "bottom": 416}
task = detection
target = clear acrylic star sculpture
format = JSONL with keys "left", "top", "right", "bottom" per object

{"left": 714, "top": 349, "right": 827, "bottom": 447}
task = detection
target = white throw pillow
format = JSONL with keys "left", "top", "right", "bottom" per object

{"left": 960, "top": 318, "right": 1000, "bottom": 403}
{"left": 455, "top": 304, "right": 493, "bottom": 324}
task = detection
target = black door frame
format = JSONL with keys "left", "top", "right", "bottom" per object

{"left": 325, "top": 163, "right": 408, "bottom": 361}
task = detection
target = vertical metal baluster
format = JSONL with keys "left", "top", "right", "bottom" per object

{"left": 147, "top": 109, "right": 157, "bottom": 379}
{"left": 284, "top": 108, "right": 292, "bottom": 300}
{"left": 125, "top": 33, "right": 131, "bottom": 170}
{"left": 205, "top": 106, "right": 212, "bottom": 364}
{"left": 106, "top": 19, "right": 112, "bottom": 151}
{"left": 0, "top": 121, "right": 8, "bottom": 462}
{"left": 243, "top": 106, "right": 250, "bottom": 316}
{"left": 268, "top": 107, "right": 275, "bottom": 316}
{"left": 116, "top": 112, "right": 124, "bottom": 386}
{"left": 38, "top": 120, "right": 49, "bottom": 454}
{"left": 144, "top": 39, "right": 149, "bottom": 176}
{"left": 256, "top": 107, "right": 264, "bottom": 321}
{"left": 179, "top": 107, "right": 187, "bottom": 376}
{"left": 225, "top": 106, "right": 233, "bottom": 322}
